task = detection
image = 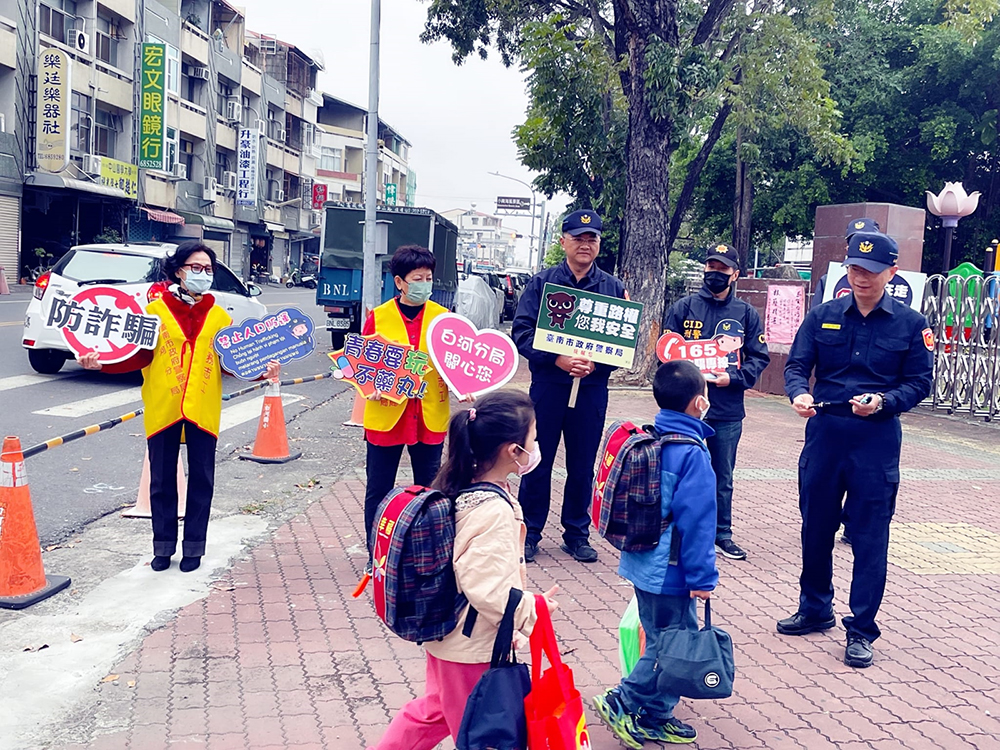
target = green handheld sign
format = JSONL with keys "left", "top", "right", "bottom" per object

{"left": 532, "top": 283, "right": 643, "bottom": 369}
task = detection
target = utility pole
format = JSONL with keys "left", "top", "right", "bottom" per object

{"left": 362, "top": 0, "right": 381, "bottom": 316}
{"left": 537, "top": 200, "right": 547, "bottom": 271}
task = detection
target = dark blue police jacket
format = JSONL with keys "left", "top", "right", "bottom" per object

{"left": 512, "top": 260, "right": 626, "bottom": 386}
{"left": 663, "top": 287, "right": 770, "bottom": 422}
{"left": 784, "top": 292, "right": 933, "bottom": 417}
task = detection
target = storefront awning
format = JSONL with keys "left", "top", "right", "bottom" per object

{"left": 265, "top": 221, "right": 285, "bottom": 233}
{"left": 27, "top": 172, "right": 130, "bottom": 199}
{"left": 142, "top": 207, "right": 186, "bottom": 225}
{"left": 175, "top": 211, "right": 236, "bottom": 232}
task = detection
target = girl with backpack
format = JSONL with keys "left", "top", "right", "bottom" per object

{"left": 370, "top": 389, "right": 559, "bottom": 750}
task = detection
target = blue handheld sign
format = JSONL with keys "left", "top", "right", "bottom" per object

{"left": 214, "top": 307, "right": 316, "bottom": 380}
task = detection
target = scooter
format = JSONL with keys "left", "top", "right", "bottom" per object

{"left": 286, "top": 270, "right": 317, "bottom": 289}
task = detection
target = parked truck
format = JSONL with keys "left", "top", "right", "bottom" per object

{"left": 316, "top": 203, "right": 459, "bottom": 348}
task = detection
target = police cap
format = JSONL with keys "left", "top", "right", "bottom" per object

{"left": 846, "top": 217, "right": 881, "bottom": 239}
{"left": 844, "top": 231, "right": 898, "bottom": 273}
{"left": 562, "top": 210, "right": 603, "bottom": 237}
{"left": 705, "top": 243, "right": 740, "bottom": 269}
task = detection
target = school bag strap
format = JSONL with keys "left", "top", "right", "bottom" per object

{"left": 453, "top": 482, "right": 512, "bottom": 638}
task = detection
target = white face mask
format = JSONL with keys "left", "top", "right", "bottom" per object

{"left": 184, "top": 269, "right": 212, "bottom": 295}
{"left": 514, "top": 444, "right": 542, "bottom": 476}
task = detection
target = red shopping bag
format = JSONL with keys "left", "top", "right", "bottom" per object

{"left": 525, "top": 595, "right": 592, "bottom": 750}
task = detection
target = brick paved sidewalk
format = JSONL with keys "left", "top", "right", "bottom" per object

{"left": 58, "top": 392, "right": 1000, "bottom": 750}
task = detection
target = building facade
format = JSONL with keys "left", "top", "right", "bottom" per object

{"left": 441, "top": 207, "right": 516, "bottom": 271}
{"left": 0, "top": 0, "right": 414, "bottom": 286}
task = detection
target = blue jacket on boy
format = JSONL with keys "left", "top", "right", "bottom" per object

{"left": 618, "top": 409, "right": 719, "bottom": 597}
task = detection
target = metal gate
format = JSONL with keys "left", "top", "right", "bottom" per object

{"left": 0, "top": 194, "right": 21, "bottom": 285}
{"left": 922, "top": 273, "right": 1000, "bottom": 421}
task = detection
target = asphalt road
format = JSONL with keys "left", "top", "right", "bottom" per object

{"left": 0, "top": 284, "right": 349, "bottom": 545}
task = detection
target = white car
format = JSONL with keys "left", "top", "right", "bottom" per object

{"left": 22, "top": 242, "right": 266, "bottom": 374}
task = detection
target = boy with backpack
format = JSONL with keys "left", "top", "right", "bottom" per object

{"left": 592, "top": 360, "right": 719, "bottom": 747}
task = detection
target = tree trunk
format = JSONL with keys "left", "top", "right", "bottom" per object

{"left": 733, "top": 129, "right": 754, "bottom": 272}
{"left": 615, "top": 32, "right": 675, "bottom": 384}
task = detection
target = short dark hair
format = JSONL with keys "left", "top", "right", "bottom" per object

{"left": 389, "top": 245, "right": 436, "bottom": 279}
{"left": 653, "top": 360, "right": 706, "bottom": 413}
{"left": 162, "top": 241, "right": 216, "bottom": 284}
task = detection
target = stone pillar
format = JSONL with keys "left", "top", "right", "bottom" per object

{"left": 813, "top": 203, "right": 925, "bottom": 281}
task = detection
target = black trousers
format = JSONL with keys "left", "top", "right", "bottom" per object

{"left": 519, "top": 380, "right": 608, "bottom": 547}
{"left": 148, "top": 420, "right": 217, "bottom": 558}
{"left": 364, "top": 440, "right": 443, "bottom": 549}
{"left": 797, "top": 413, "right": 900, "bottom": 642}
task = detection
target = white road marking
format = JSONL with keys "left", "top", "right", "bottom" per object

{"left": 33, "top": 387, "right": 143, "bottom": 417}
{"left": 219, "top": 393, "right": 304, "bottom": 432}
{"left": 0, "top": 373, "right": 76, "bottom": 392}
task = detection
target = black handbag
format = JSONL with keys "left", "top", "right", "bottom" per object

{"left": 655, "top": 598, "right": 735, "bottom": 700}
{"left": 456, "top": 589, "right": 532, "bottom": 750}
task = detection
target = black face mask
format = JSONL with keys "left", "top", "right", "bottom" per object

{"left": 704, "top": 270, "right": 733, "bottom": 294}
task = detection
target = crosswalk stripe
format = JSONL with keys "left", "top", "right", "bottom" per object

{"left": 0, "top": 373, "right": 75, "bottom": 392}
{"left": 219, "top": 394, "right": 304, "bottom": 432}
{"left": 33, "top": 387, "right": 143, "bottom": 418}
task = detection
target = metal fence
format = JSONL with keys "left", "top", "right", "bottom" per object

{"left": 921, "top": 273, "right": 1000, "bottom": 421}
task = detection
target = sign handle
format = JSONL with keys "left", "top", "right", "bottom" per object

{"left": 568, "top": 376, "right": 581, "bottom": 409}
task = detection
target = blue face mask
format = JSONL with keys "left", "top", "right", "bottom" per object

{"left": 404, "top": 280, "right": 433, "bottom": 305}
{"left": 184, "top": 269, "right": 213, "bottom": 295}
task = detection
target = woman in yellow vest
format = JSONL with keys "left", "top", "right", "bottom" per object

{"left": 361, "top": 245, "right": 452, "bottom": 548}
{"left": 80, "top": 242, "right": 278, "bottom": 573}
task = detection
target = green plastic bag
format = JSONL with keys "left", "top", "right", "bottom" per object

{"left": 618, "top": 596, "right": 647, "bottom": 677}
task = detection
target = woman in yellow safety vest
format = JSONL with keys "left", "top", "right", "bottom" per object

{"left": 361, "top": 245, "right": 453, "bottom": 551}
{"left": 79, "top": 241, "right": 278, "bottom": 573}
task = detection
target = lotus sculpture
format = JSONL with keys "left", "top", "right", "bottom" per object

{"left": 926, "top": 182, "right": 980, "bottom": 273}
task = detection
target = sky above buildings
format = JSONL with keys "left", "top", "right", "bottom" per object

{"left": 241, "top": 0, "right": 569, "bottom": 266}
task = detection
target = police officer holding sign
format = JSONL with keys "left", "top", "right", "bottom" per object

{"left": 512, "top": 210, "right": 626, "bottom": 564}
{"left": 663, "top": 244, "right": 770, "bottom": 561}
{"left": 780, "top": 231, "right": 933, "bottom": 668}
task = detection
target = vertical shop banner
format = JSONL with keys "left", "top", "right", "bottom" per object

{"left": 98, "top": 157, "right": 139, "bottom": 199}
{"left": 236, "top": 127, "right": 259, "bottom": 207}
{"left": 35, "top": 48, "right": 71, "bottom": 172}
{"left": 311, "top": 182, "right": 327, "bottom": 209}
{"left": 139, "top": 43, "right": 166, "bottom": 170}
{"left": 764, "top": 284, "right": 805, "bottom": 346}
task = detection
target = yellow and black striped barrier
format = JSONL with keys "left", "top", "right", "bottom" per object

{"left": 22, "top": 410, "right": 144, "bottom": 459}
{"left": 22, "top": 371, "right": 337, "bottom": 459}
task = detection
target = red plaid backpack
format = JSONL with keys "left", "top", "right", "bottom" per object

{"left": 592, "top": 421, "right": 705, "bottom": 552}
{"left": 370, "top": 483, "right": 507, "bottom": 643}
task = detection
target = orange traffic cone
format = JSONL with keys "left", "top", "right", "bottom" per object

{"left": 343, "top": 391, "right": 366, "bottom": 427}
{"left": 122, "top": 448, "right": 188, "bottom": 519}
{"left": 240, "top": 381, "right": 302, "bottom": 464}
{"left": 0, "top": 436, "right": 70, "bottom": 610}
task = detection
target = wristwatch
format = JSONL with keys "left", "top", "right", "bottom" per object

{"left": 873, "top": 393, "right": 885, "bottom": 414}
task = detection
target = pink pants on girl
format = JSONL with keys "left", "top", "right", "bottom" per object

{"left": 369, "top": 653, "right": 489, "bottom": 750}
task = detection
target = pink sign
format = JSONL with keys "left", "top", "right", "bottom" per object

{"left": 426, "top": 313, "right": 519, "bottom": 398}
{"left": 765, "top": 285, "right": 805, "bottom": 346}
{"left": 655, "top": 332, "right": 731, "bottom": 375}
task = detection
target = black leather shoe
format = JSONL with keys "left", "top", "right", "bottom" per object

{"left": 845, "top": 634, "right": 874, "bottom": 668}
{"left": 776, "top": 611, "right": 837, "bottom": 636}
{"left": 561, "top": 541, "right": 598, "bottom": 563}
{"left": 524, "top": 541, "right": 538, "bottom": 563}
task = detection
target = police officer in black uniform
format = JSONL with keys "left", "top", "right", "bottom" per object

{"left": 663, "top": 244, "right": 770, "bottom": 561}
{"left": 512, "top": 209, "right": 626, "bottom": 564}
{"left": 780, "top": 231, "right": 933, "bottom": 668}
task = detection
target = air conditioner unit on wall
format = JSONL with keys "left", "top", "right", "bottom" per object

{"left": 274, "top": 188, "right": 284, "bottom": 203}
{"left": 310, "top": 210, "right": 322, "bottom": 227}
{"left": 203, "top": 176, "right": 217, "bottom": 202}
{"left": 223, "top": 171, "right": 237, "bottom": 192}
{"left": 191, "top": 67, "right": 210, "bottom": 81}
{"left": 256, "top": 119, "right": 267, "bottom": 135}
{"left": 82, "top": 154, "right": 102, "bottom": 175}
{"left": 276, "top": 127, "right": 286, "bottom": 143}
{"left": 72, "top": 30, "right": 90, "bottom": 55}
{"left": 172, "top": 162, "right": 187, "bottom": 180}
{"left": 226, "top": 100, "right": 242, "bottom": 123}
